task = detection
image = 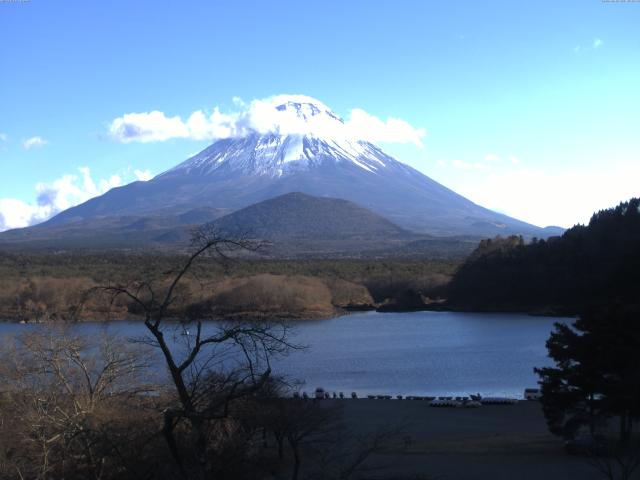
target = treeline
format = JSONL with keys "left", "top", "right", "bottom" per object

{"left": 0, "top": 255, "right": 456, "bottom": 322}
{"left": 447, "top": 198, "right": 640, "bottom": 313}
{"left": 0, "top": 253, "right": 457, "bottom": 285}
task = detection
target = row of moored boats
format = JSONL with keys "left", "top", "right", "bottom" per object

{"left": 295, "top": 387, "right": 532, "bottom": 406}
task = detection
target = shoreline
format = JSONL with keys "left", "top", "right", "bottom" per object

{"left": 0, "top": 304, "right": 577, "bottom": 324}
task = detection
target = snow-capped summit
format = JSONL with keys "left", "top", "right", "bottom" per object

{"left": 242, "top": 94, "right": 349, "bottom": 138}
{"left": 163, "top": 95, "right": 397, "bottom": 178}
{"left": 270, "top": 95, "right": 344, "bottom": 123}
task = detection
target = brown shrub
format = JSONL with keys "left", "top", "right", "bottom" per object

{"left": 324, "top": 278, "right": 374, "bottom": 308}
{"left": 213, "top": 274, "right": 334, "bottom": 317}
{"left": 0, "top": 277, "right": 98, "bottom": 321}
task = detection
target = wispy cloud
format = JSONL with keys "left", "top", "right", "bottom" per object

{"left": 22, "top": 136, "right": 48, "bottom": 150}
{"left": 108, "top": 94, "right": 427, "bottom": 147}
{"left": 574, "top": 37, "right": 603, "bottom": 54}
{"left": 0, "top": 167, "right": 143, "bottom": 231}
{"left": 439, "top": 153, "right": 521, "bottom": 171}
{"left": 444, "top": 161, "right": 640, "bottom": 228}
{"left": 134, "top": 169, "right": 153, "bottom": 181}
{"left": 437, "top": 152, "right": 639, "bottom": 226}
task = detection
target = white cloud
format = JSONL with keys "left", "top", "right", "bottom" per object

{"left": 0, "top": 133, "right": 7, "bottom": 143}
{"left": 574, "top": 38, "right": 603, "bottom": 54}
{"left": 345, "top": 108, "right": 426, "bottom": 146}
{"left": 134, "top": 169, "right": 153, "bottom": 181}
{"left": 22, "top": 136, "right": 48, "bottom": 150}
{"left": 108, "top": 111, "right": 189, "bottom": 143}
{"left": 449, "top": 162, "right": 640, "bottom": 228}
{"left": 441, "top": 153, "right": 520, "bottom": 171}
{"left": 231, "top": 96, "right": 246, "bottom": 107}
{"left": 0, "top": 167, "right": 125, "bottom": 231}
{"left": 108, "top": 94, "right": 426, "bottom": 147}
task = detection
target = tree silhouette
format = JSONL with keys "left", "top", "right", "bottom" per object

{"left": 448, "top": 197, "right": 640, "bottom": 313}
{"left": 536, "top": 304, "right": 640, "bottom": 445}
{"left": 100, "top": 225, "right": 298, "bottom": 478}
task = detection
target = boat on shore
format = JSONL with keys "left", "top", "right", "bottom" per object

{"left": 480, "top": 397, "right": 518, "bottom": 405}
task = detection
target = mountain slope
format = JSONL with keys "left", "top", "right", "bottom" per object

{"left": 212, "top": 192, "right": 410, "bottom": 240}
{"left": 0, "top": 192, "right": 480, "bottom": 258}
{"left": 8, "top": 95, "right": 560, "bottom": 241}
{"left": 0, "top": 207, "right": 225, "bottom": 249}
{"left": 204, "top": 192, "right": 477, "bottom": 257}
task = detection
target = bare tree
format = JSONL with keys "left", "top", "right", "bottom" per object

{"left": 0, "top": 328, "right": 152, "bottom": 480}
{"left": 255, "top": 388, "right": 405, "bottom": 480}
{"left": 587, "top": 441, "right": 640, "bottom": 480}
{"left": 311, "top": 420, "right": 407, "bottom": 480}
{"left": 276, "top": 399, "right": 339, "bottom": 480}
{"left": 99, "top": 226, "right": 297, "bottom": 478}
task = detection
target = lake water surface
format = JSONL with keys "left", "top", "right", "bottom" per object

{"left": 0, "top": 311, "right": 572, "bottom": 398}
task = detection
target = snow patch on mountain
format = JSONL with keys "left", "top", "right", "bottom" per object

{"left": 164, "top": 133, "right": 393, "bottom": 178}
{"left": 163, "top": 96, "right": 404, "bottom": 178}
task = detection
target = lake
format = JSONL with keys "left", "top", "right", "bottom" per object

{"left": 0, "top": 311, "right": 572, "bottom": 398}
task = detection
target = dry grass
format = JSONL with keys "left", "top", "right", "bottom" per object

{"left": 0, "top": 276, "right": 96, "bottom": 321}
{"left": 212, "top": 274, "right": 335, "bottom": 317}
{"left": 0, "top": 274, "right": 375, "bottom": 321}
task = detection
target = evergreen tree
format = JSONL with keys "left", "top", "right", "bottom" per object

{"left": 536, "top": 304, "right": 640, "bottom": 444}
{"left": 448, "top": 197, "right": 640, "bottom": 313}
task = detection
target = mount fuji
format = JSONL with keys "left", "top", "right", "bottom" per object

{"left": 2, "top": 95, "right": 561, "bottom": 250}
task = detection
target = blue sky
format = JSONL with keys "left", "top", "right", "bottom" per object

{"left": 1, "top": 0, "right": 639, "bottom": 230}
